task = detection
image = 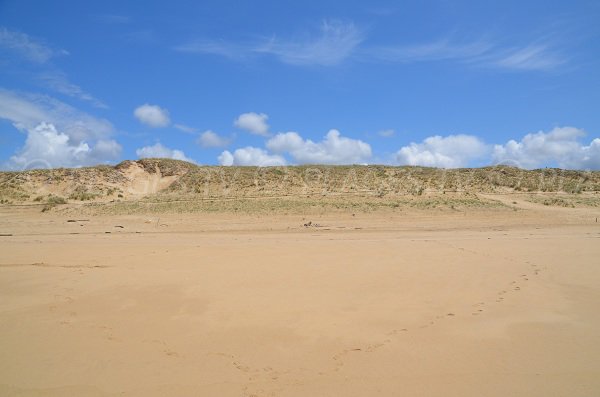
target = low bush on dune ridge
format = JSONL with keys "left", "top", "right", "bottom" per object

{"left": 525, "top": 193, "right": 600, "bottom": 208}
{"left": 68, "top": 191, "right": 98, "bottom": 201}
{"left": 41, "top": 195, "right": 68, "bottom": 212}
{"left": 47, "top": 195, "right": 67, "bottom": 205}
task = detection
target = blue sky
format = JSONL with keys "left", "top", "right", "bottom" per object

{"left": 1, "top": 0, "right": 599, "bottom": 170}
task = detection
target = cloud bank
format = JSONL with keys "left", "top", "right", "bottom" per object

{"left": 217, "top": 129, "right": 371, "bottom": 167}
{"left": 218, "top": 147, "right": 286, "bottom": 166}
{"left": 492, "top": 127, "right": 600, "bottom": 170}
{"left": 0, "top": 89, "right": 121, "bottom": 170}
{"left": 267, "top": 129, "right": 372, "bottom": 164}
{"left": 395, "top": 134, "right": 488, "bottom": 168}
{"left": 7, "top": 122, "right": 121, "bottom": 170}
{"left": 394, "top": 127, "right": 599, "bottom": 169}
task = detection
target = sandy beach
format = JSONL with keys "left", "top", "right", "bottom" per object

{"left": 1, "top": 197, "right": 599, "bottom": 397}
{"left": 2, "top": 0, "right": 600, "bottom": 394}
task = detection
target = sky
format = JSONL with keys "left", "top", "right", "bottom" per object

{"left": 1, "top": 0, "right": 599, "bottom": 170}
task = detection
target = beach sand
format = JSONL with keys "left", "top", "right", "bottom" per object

{"left": 1, "top": 198, "right": 599, "bottom": 396}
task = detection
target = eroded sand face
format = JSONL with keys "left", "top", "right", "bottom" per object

{"left": 1, "top": 201, "right": 599, "bottom": 396}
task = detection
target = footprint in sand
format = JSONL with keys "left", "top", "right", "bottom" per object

{"left": 164, "top": 349, "right": 179, "bottom": 357}
{"left": 366, "top": 342, "right": 387, "bottom": 352}
{"left": 233, "top": 361, "right": 251, "bottom": 372}
{"left": 332, "top": 355, "right": 344, "bottom": 371}
{"left": 387, "top": 328, "right": 408, "bottom": 336}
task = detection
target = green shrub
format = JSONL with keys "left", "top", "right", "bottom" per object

{"left": 47, "top": 195, "right": 67, "bottom": 205}
{"left": 69, "top": 191, "right": 98, "bottom": 201}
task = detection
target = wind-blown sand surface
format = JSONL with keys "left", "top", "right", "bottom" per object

{"left": 1, "top": 197, "right": 599, "bottom": 396}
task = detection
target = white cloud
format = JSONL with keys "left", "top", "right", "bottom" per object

{"left": 133, "top": 104, "right": 171, "bottom": 128}
{"left": 218, "top": 147, "right": 286, "bottom": 166}
{"left": 37, "top": 71, "right": 107, "bottom": 108}
{"left": 233, "top": 112, "right": 269, "bottom": 136}
{"left": 493, "top": 127, "right": 600, "bottom": 170}
{"left": 369, "top": 39, "right": 491, "bottom": 63}
{"left": 0, "top": 29, "right": 104, "bottom": 107}
{"left": 174, "top": 123, "right": 197, "bottom": 134}
{"left": 135, "top": 143, "right": 195, "bottom": 163}
{"left": 266, "top": 129, "right": 372, "bottom": 164}
{"left": 368, "top": 38, "right": 564, "bottom": 72}
{"left": 582, "top": 140, "right": 600, "bottom": 170}
{"left": 491, "top": 45, "right": 565, "bottom": 71}
{"left": 7, "top": 122, "right": 121, "bottom": 170}
{"left": 395, "top": 129, "right": 599, "bottom": 170}
{"left": 266, "top": 131, "right": 304, "bottom": 153}
{"left": 197, "top": 130, "right": 231, "bottom": 148}
{"left": 217, "top": 150, "right": 234, "bottom": 166}
{"left": 90, "top": 139, "right": 122, "bottom": 160}
{"left": 396, "top": 134, "right": 488, "bottom": 168}
{"left": 176, "top": 21, "right": 563, "bottom": 71}
{"left": 176, "top": 20, "right": 364, "bottom": 66}
{"left": 256, "top": 20, "right": 364, "bottom": 66}
{"left": 0, "top": 27, "right": 66, "bottom": 63}
{"left": 0, "top": 89, "right": 113, "bottom": 143}
{"left": 378, "top": 129, "right": 395, "bottom": 137}
{"left": 0, "top": 90, "right": 121, "bottom": 170}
